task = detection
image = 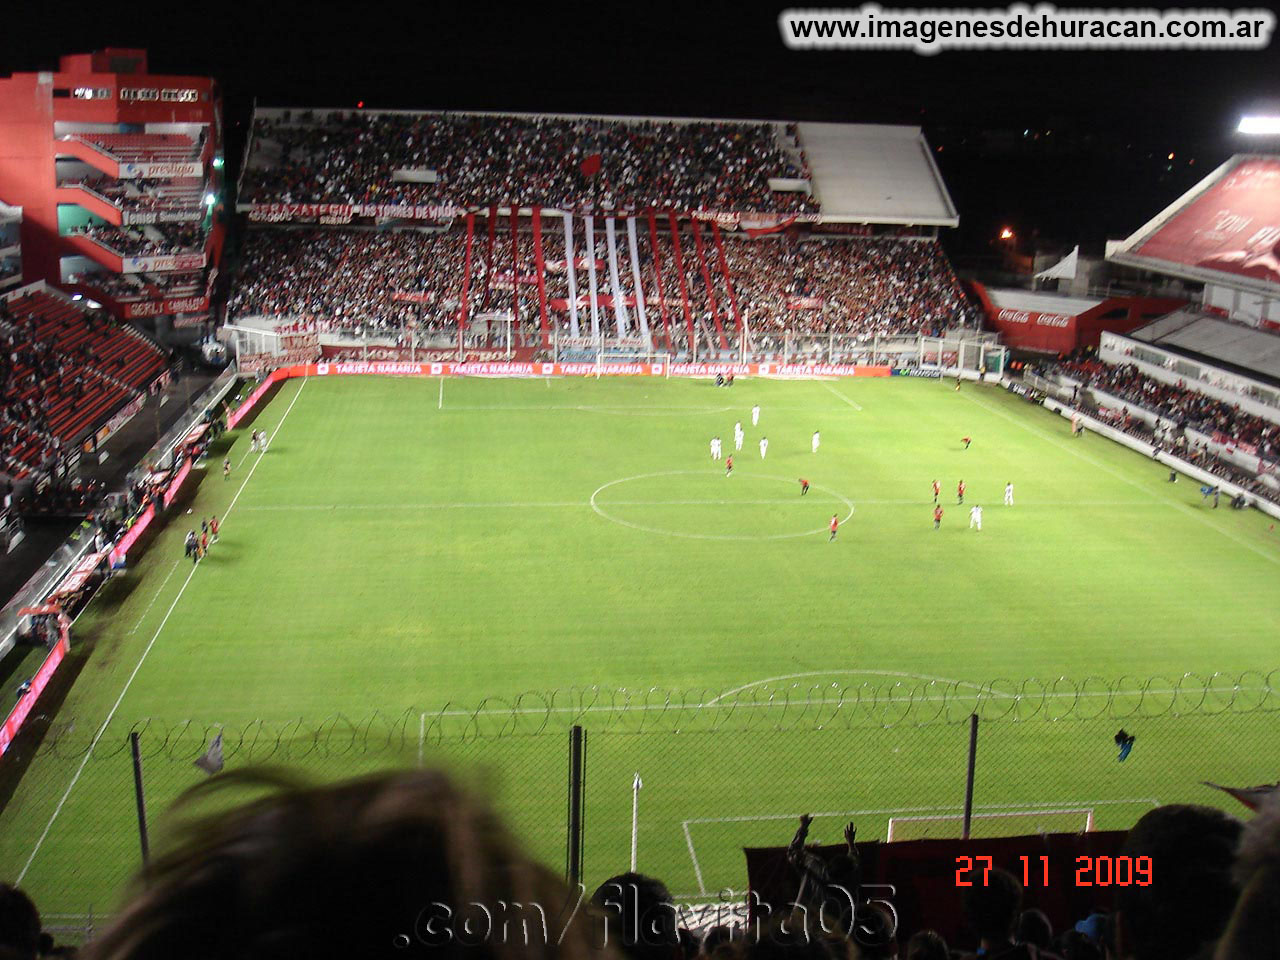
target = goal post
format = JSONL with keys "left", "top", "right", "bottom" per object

{"left": 887, "top": 808, "right": 1096, "bottom": 842}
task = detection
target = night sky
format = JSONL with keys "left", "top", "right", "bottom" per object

{"left": 6, "top": 1, "right": 1279, "bottom": 258}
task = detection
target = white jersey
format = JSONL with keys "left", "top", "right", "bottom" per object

{"left": 969, "top": 506, "right": 983, "bottom": 529}
{"left": 759, "top": 438, "right": 769, "bottom": 458}
{"left": 751, "top": 405, "right": 760, "bottom": 426}
{"left": 1004, "top": 484, "right": 1014, "bottom": 505}
{"left": 710, "top": 438, "right": 721, "bottom": 459}
{"left": 734, "top": 433, "right": 743, "bottom": 451}
{"left": 812, "top": 431, "right": 820, "bottom": 452}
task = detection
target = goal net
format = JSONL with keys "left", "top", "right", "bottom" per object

{"left": 886, "top": 808, "right": 1095, "bottom": 841}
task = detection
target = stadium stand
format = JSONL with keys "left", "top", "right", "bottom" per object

{"left": 242, "top": 111, "right": 815, "bottom": 212}
{"left": 64, "top": 132, "right": 202, "bottom": 163}
{"left": 1057, "top": 359, "right": 1277, "bottom": 460}
{"left": 70, "top": 223, "right": 205, "bottom": 257}
{"left": 0, "top": 290, "right": 167, "bottom": 477}
{"left": 229, "top": 226, "right": 976, "bottom": 354}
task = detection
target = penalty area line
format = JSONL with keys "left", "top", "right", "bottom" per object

{"left": 16, "top": 378, "right": 310, "bottom": 885}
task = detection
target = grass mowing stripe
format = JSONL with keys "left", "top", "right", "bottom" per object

{"left": 14, "top": 378, "right": 310, "bottom": 883}
{"left": 962, "top": 389, "right": 1280, "bottom": 565}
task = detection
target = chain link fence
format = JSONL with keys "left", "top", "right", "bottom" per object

{"left": 3, "top": 671, "right": 1278, "bottom": 939}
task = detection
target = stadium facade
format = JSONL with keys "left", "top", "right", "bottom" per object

{"left": 0, "top": 49, "right": 224, "bottom": 330}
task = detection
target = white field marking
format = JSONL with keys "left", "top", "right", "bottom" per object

{"left": 679, "top": 798, "right": 1159, "bottom": 892}
{"left": 683, "top": 821, "right": 707, "bottom": 894}
{"left": 965, "top": 390, "right": 1280, "bottom": 565}
{"left": 438, "top": 377, "right": 444, "bottom": 410}
{"left": 822, "top": 381, "right": 863, "bottom": 411}
{"left": 418, "top": 711, "right": 426, "bottom": 768}
{"left": 417, "top": 684, "right": 1248, "bottom": 718}
{"left": 439, "top": 403, "right": 735, "bottom": 415}
{"left": 237, "top": 497, "right": 1154, "bottom": 513}
{"left": 125, "top": 557, "right": 183, "bottom": 635}
{"left": 681, "top": 797, "right": 1160, "bottom": 826}
{"left": 241, "top": 497, "right": 849, "bottom": 512}
{"left": 706, "top": 670, "right": 982, "bottom": 705}
{"left": 15, "top": 378, "right": 310, "bottom": 885}
{"left": 590, "top": 471, "right": 856, "bottom": 541}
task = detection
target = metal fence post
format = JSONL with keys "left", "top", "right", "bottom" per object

{"left": 129, "top": 731, "right": 150, "bottom": 866}
{"left": 962, "top": 713, "right": 979, "bottom": 840}
{"left": 567, "top": 724, "right": 585, "bottom": 889}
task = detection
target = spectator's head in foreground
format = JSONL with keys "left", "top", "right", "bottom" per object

{"left": 0, "top": 884, "right": 41, "bottom": 960}
{"left": 1014, "top": 909, "right": 1052, "bottom": 950}
{"left": 905, "top": 930, "right": 948, "bottom": 960}
{"left": 1116, "top": 804, "right": 1241, "bottom": 960}
{"left": 590, "top": 872, "right": 680, "bottom": 960}
{"left": 83, "top": 769, "right": 608, "bottom": 960}
{"left": 962, "top": 867, "right": 1023, "bottom": 951}
{"left": 1215, "top": 793, "right": 1280, "bottom": 959}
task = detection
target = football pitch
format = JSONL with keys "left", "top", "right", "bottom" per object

{"left": 2, "top": 373, "right": 1279, "bottom": 918}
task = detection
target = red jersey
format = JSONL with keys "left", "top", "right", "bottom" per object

{"left": 932, "top": 481, "right": 940, "bottom": 494}
{"left": 934, "top": 506, "right": 943, "bottom": 522}
{"left": 726, "top": 457, "right": 733, "bottom": 469}
{"left": 958, "top": 481, "right": 966, "bottom": 495}
{"left": 829, "top": 516, "right": 839, "bottom": 532}
{"left": 210, "top": 518, "right": 219, "bottom": 534}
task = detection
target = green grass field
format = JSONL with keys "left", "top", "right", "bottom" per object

{"left": 3, "top": 374, "right": 1279, "bottom": 920}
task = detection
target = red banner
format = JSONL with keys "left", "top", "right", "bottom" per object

{"left": 787, "top": 297, "right": 825, "bottom": 310}
{"left": 122, "top": 253, "right": 207, "bottom": 274}
{"left": 0, "top": 633, "right": 69, "bottom": 757}
{"left": 248, "top": 202, "right": 464, "bottom": 223}
{"left": 1135, "top": 158, "right": 1280, "bottom": 287}
{"left": 122, "top": 295, "right": 209, "bottom": 318}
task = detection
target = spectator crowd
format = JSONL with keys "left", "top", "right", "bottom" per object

{"left": 243, "top": 111, "right": 814, "bottom": 213}
{"left": 230, "top": 226, "right": 976, "bottom": 354}
{"left": 1058, "top": 359, "right": 1278, "bottom": 460}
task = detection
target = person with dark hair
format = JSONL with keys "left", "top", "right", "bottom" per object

{"left": 1014, "top": 910, "right": 1052, "bottom": 951}
{"left": 0, "top": 885, "right": 41, "bottom": 960}
{"left": 84, "top": 769, "right": 611, "bottom": 960}
{"left": 1210, "top": 792, "right": 1280, "bottom": 958}
{"left": 960, "top": 867, "right": 1023, "bottom": 958}
{"left": 1114, "top": 804, "right": 1241, "bottom": 960}
{"left": 742, "top": 915, "right": 853, "bottom": 960}
{"left": 1056, "top": 929, "right": 1103, "bottom": 960}
{"left": 906, "top": 930, "right": 949, "bottom": 960}
{"left": 590, "top": 872, "right": 680, "bottom": 960}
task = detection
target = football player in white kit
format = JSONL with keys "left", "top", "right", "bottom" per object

{"left": 812, "top": 430, "right": 820, "bottom": 453}
{"left": 969, "top": 504, "right": 983, "bottom": 530}
{"left": 734, "top": 422, "right": 744, "bottom": 451}
{"left": 1004, "top": 482, "right": 1014, "bottom": 506}
{"left": 759, "top": 436, "right": 769, "bottom": 459}
{"left": 751, "top": 404, "right": 760, "bottom": 426}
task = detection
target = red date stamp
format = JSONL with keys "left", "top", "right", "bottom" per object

{"left": 955, "top": 855, "right": 1153, "bottom": 887}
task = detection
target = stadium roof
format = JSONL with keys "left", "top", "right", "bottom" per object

{"left": 1108, "top": 155, "right": 1280, "bottom": 298}
{"left": 984, "top": 288, "right": 1103, "bottom": 316}
{"left": 1130, "top": 309, "right": 1280, "bottom": 381}
{"left": 247, "top": 108, "right": 959, "bottom": 227}
{"left": 797, "top": 123, "right": 958, "bottom": 227}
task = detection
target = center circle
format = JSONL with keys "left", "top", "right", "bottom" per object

{"left": 589, "top": 471, "right": 855, "bottom": 541}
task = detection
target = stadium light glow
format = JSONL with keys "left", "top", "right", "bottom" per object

{"left": 204, "top": 193, "right": 216, "bottom": 206}
{"left": 1238, "top": 116, "right": 1280, "bottom": 135}
{"left": 999, "top": 227, "right": 1014, "bottom": 240}
{"left": 212, "top": 156, "right": 224, "bottom": 169}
